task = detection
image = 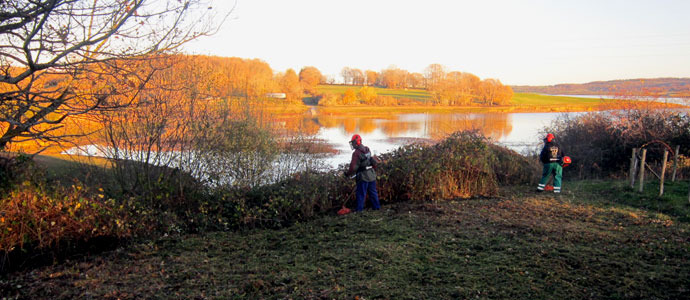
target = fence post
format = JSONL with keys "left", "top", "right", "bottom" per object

{"left": 672, "top": 145, "right": 680, "bottom": 182}
{"left": 638, "top": 149, "right": 647, "bottom": 193}
{"left": 629, "top": 148, "right": 638, "bottom": 188}
{"left": 660, "top": 150, "right": 668, "bottom": 197}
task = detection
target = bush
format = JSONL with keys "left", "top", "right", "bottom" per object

{"left": 211, "top": 131, "right": 537, "bottom": 229}
{"left": 0, "top": 153, "right": 34, "bottom": 191}
{"left": 1, "top": 131, "right": 538, "bottom": 272}
{"left": 545, "top": 109, "right": 690, "bottom": 178}
{"left": 376, "top": 131, "right": 533, "bottom": 201}
{"left": 316, "top": 93, "right": 341, "bottom": 106}
{"left": 0, "top": 181, "right": 132, "bottom": 273}
{"left": 489, "top": 144, "right": 540, "bottom": 185}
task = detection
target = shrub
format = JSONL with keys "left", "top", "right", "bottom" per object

{"left": 376, "top": 131, "right": 524, "bottom": 201}
{"left": 489, "top": 144, "right": 540, "bottom": 185}
{"left": 0, "top": 181, "right": 132, "bottom": 273}
{"left": 316, "top": 93, "right": 340, "bottom": 106}
{"left": 212, "top": 131, "right": 537, "bottom": 229}
{"left": 0, "top": 153, "right": 34, "bottom": 191}
{"left": 545, "top": 109, "right": 690, "bottom": 178}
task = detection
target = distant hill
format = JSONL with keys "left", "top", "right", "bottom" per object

{"left": 512, "top": 78, "right": 690, "bottom": 98}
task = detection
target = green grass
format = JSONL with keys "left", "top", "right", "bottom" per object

{"left": 568, "top": 179, "right": 690, "bottom": 222}
{"left": 510, "top": 93, "right": 617, "bottom": 106}
{"left": 316, "top": 85, "right": 629, "bottom": 109}
{"left": 317, "top": 84, "right": 432, "bottom": 102}
{"left": 3, "top": 181, "right": 689, "bottom": 299}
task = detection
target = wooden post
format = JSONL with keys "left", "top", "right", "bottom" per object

{"left": 672, "top": 145, "right": 680, "bottom": 182}
{"left": 659, "top": 150, "right": 668, "bottom": 197}
{"left": 629, "top": 148, "right": 638, "bottom": 188}
{"left": 638, "top": 149, "right": 647, "bottom": 193}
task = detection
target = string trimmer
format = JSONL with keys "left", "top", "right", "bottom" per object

{"left": 337, "top": 186, "right": 356, "bottom": 215}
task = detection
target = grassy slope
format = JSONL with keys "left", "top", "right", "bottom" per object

{"left": 314, "top": 85, "right": 673, "bottom": 113}
{"left": 510, "top": 93, "right": 614, "bottom": 106}
{"left": 317, "top": 85, "right": 431, "bottom": 101}
{"left": 2, "top": 181, "right": 688, "bottom": 299}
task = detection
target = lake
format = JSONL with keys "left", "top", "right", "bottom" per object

{"left": 64, "top": 109, "right": 572, "bottom": 170}
{"left": 289, "top": 108, "right": 579, "bottom": 168}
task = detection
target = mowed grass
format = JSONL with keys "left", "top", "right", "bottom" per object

{"left": 3, "top": 182, "right": 689, "bottom": 299}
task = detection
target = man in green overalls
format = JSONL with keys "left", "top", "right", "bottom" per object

{"left": 537, "top": 133, "right": 565, "bottom": 193}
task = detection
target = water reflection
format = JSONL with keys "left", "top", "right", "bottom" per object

{"left": 274, "top": 108, "right": 574, "bottom": 168}
{"left": 309, "top": 111, "right": 512, "bottom": 140}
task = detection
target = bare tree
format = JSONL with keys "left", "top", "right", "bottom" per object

{"left": 0, "top": 0, "right": 231, "bottom": 152}
{"left": 340, "top": 67, "right": 353, "bottom": 85}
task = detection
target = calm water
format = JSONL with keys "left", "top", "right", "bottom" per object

{"left": 293, "top": 108, "right": 580, "bottom": 168}
{"left": 65, "top": 109, "right": 579, "bottom": 170}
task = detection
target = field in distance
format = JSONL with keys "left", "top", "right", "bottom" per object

{"left": 313, "top": 84, "right": 677, "bottom": 112}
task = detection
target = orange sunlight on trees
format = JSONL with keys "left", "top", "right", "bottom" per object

{"left": 299, "top": 67, "right": 324, "bottom": 95}
{"left": 279, "top": 69, "right": 304, "bottom": 104}
{"left": 324, "top": 63, "right": 514, "bottom": 107}
{"left": 0, "top": 0, "right": 229, "bottom": 153}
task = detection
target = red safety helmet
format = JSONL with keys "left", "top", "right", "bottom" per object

{"left": 349, "top": 134, "right": 362, "bottom": 149}
{"left": 562, "top": 156, "right": 571, "bottom": 167}
{"left": 546, "top": 133, "right": 555, "bottom": 142}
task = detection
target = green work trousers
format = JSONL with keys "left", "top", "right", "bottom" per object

{"left": 538, "top": 162, "right": 563, "bottom": 193}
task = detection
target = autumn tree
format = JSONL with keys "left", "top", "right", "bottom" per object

{"left": 351, "top": 68, "right": 365, "bottom": 86}
{"left": 478, "top": 79, "right": 513, "bottom": 105}
{"left": 425, "top": 64, "right": 447, "bottom": 89}
{"left": 365, "top": 70, "right": 378, "bottom": 86}
{"left": 449, "top": 72, "right": 480, "bottom": 105}
{"left": 279, "top": 69, "right": 304, "bottom": 104}
{"left": 380, "top": 66, "right": 408, "bottom": 89}
{"left": 205, "top": 56, "right": 276, "bottom": 100}
{"left": 408, "top": 72, "right": 425, "bottom": 89}
{"left": 342, "top": 89, "right": 358, "bottom": 105}
{"left": 244, "top": 59, "right": 276, "bottom": 99}
{"left": 0, "top": 0, "right": 230, "bottom": 152}
{"left": 358, "top": 86, "right": 377, "bottom": 104}
{"left": 299, "top": 66, "right": 323, "bottom": 95}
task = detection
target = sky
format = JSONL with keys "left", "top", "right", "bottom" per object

{"left": 184, "top": 0, "right": 690, "bottom": 86}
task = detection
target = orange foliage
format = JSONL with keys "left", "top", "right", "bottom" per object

{"left": 0, "top": 183, "right": 131, "bottom": 253}
{"left": 299, "top": 66, "right": 323, "bottom": 95}
{"left": 326, "top": 64, "right": 514, "bottom": 107}
{"left": 342, "top": 89, "right": 358, "bottom": 105}
{"left": 279, "top": 69, "right": 304, "bottom": 104}
{"left": 358, "top": 86, "right": 378, "bottom": 104}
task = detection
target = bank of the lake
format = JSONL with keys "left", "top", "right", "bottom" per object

{"left": 311, "top": 86, "right": 685, "bottom": 113}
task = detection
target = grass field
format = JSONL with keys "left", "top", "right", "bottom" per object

{"left": 3, "top": 180, "right": 688, "bottom": 299}
{"left": 314, "top": 85, "right": 680, "bottom": 113}
{"left": 317, "top": 85, "right": 614, "bottom": 106}
{"left": 510, "top": 93, "right": 617, "bottom": 106}
{"left": 317, "top": 85, "right": 431, "bottom": 102}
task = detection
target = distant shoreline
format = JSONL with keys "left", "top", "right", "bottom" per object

{"left": 299, "top": 100, "right": 685, "bottom": 115}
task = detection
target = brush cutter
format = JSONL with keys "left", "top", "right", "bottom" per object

{"left": 337, "top": 186, "right": 356, "bottom": 215}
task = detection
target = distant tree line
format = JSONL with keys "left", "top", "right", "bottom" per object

{"left": 333, "top": 64, "right": 513, "bottom": 106}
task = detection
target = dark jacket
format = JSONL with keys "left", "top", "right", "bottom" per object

{"left": 345, "top": 145, "right": 377, "bottom": 182}
{"left": 540, "top": 140, "right": 564, "bottom": 164}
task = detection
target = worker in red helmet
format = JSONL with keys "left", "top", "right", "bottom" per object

{"left": 344, "top": 134, "right": 381, "bottom": 211}
{"left": 537, "top": 133, "right": 565, "bottom": 193}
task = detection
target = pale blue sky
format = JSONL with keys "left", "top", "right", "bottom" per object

{"left": 185, "top": 0, "right": 690, "bottom": 85}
